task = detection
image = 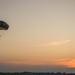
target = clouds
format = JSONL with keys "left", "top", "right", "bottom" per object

{"left": 35, "top": 40, "right": 71, "bottom": 47}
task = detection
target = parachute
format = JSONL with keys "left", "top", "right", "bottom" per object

{"left": 0, "top": 21, "right": 9, "bottom": 30}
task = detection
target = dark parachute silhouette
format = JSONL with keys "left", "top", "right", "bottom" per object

{"left": 0, "top": 21, "right": 9, "bottom": 30}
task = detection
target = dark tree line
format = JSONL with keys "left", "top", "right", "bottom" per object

{"left": 0, "top": 72, "right": 75, "bottom": 75}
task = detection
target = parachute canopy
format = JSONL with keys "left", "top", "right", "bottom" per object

{"left": 0, "top": 21, "right": 9, "bottom": 30}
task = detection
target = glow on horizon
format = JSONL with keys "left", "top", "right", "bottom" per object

{"left": 1, "top": 58, "right": 75, "bottom": 68}
{"left": 56, "top": 59, "right": 75, "bottom": 68}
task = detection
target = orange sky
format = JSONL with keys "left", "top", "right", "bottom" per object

{"left": 0, "top": 0, "right": 75, "bottom": 73}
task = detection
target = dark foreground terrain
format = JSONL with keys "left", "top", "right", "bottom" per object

{"left": 0, "top": 72, "right": 75, "bottom": 75}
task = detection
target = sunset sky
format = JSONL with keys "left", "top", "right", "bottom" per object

{"left": 0, "top": 0, "right": 75, "bottom": 73}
